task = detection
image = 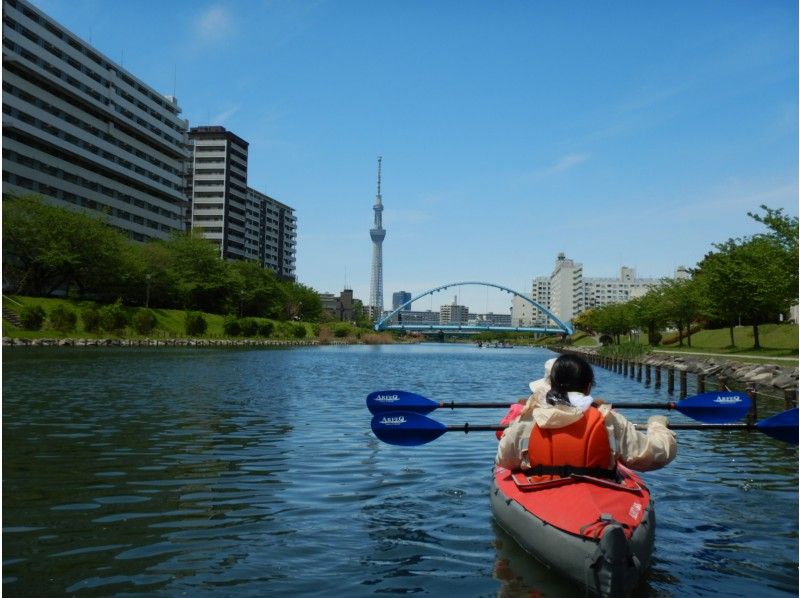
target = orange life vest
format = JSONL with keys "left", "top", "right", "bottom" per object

{"left": 526, "top": 406, "right": 615, "bottom": 481}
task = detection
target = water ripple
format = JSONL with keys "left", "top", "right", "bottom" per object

{"left": 3, "top": 345, "right": 797, "bottom": 596}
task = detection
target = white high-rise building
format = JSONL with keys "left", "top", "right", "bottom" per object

{"left": 549, "top": 253, "right": 584, "bottom": 322}
{"left": 510, "top": 294, "right": 537, "bottom": 327}
{"left": 2, "top": 0, "right": 189, "bottom": 241}
{"left": 583, "top": 267, "right": 659, "bottom": 310}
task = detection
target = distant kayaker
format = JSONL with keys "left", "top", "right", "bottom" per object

{"left": 496, "top": 354, "right": 677, "bottom": 474}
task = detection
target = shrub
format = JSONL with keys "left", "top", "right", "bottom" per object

{"left": 20, "top": 305, "right": 46, "bottom": 330}
{"left": 185, "top": 311, "right": 207, "bottom": 336}
{"left": 292, "top": 323, "right": 307, "bottom": 338}
{"left": 333, "top": 323, "right": 351, "bottom": 338}
{"left": 648, "top": 331, "right": 663, "bottom": 347}
{"left": 257, "top": 321, "right": 274, "bottom": 337}
{"left": 49, "top": 305, "right": 77, "bottom": 333}
{"left": 223, "top": 314, "right": 240, "bottom": 336}
{"left": 100, "top": 300, "right": 128, "bottom": 333}
{"left": 239, "top": 318, "right": 259, "bottom": 337}
{"left": 132, "top": 309, "right": 157, "bottom": 335}
{"left": 81, "top": 305, "right": 102, "bottom": 332}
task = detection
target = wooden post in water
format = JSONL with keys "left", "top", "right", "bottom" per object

{"left": 697, "top": 373, "right": 705, "bottom": 394}
{"left": 785, "top": 389, "right": 797, "bottom": 410}
{"left": 679, "top": 369, "right": 687, "bottom": 398}
{"left": 636, "top": 362, "right": 642, "bottom": 382}
{"left": 746, "top": 386, "right": 758, "bottom": 426}
{"left": 667, "top": 367, "right": 675, "bottom": 394}
{"left": 645, "top": 364, "right": 651, "bottom": 386}
{"left": 654, "top": 365, "right": 661, "bottom": 388}
{"left": 623, "top": 360, "right": 629, "bottom": 377}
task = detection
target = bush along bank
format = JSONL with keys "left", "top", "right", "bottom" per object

{"left": 551, "top": 346, "right": 799, "bottom": 397}
{"left": 2, "top": 337, "right": 324, "bottom": 348}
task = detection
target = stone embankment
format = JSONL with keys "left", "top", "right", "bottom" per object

{"left": 2, "top": 337, "right": 331, "bottom": 348}
{"left": 554, "top": 346, "right": 799, "bottom": 393}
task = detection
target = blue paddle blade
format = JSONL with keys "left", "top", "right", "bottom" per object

{"left": 367, "top": 390, "right": 438, "bottom": 415}
{"left": 756, "top": 408, "right": 798, "bottom": 445}
{"left": 675, "top": 391, "right": 752, "bottom": 423}
{"left": 370, "top": 411, "right": 447, "bottom": 446}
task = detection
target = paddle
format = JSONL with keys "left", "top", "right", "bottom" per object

{"left": 366, "top": 389, "right": 753, "bottom": 424}
{"left": 370, "top": 408, "right": 798, "bottom": 447}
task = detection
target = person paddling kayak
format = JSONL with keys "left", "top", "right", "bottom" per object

{"left": 496, "top": 354, "right": 677, "bottom": 474}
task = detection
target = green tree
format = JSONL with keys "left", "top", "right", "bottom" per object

{"left": 281, "top": 281, "right": 324, "bottom": 322}
{"left": 695, "top": 243, "right": 750, "bottom": 347}
{"left": 629, "top": 287, "right": 668, "bottom": 346}
{"left": 660, "top": 278, "right": 705, "bottom": 347}
{"left": 590, "top": 303, "right": 634, "bottom": 344}
{"left": 228, "top": 260, "right": 285, "bottom": 318}
{"left": 164, "top": 233, "right": 228, "bottom": 313}
{"left": 2, "top": 195, "right": 130, "bottom": 297}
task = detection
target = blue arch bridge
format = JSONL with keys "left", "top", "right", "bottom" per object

{"left": 373, "top": 281, "right": 573, "bottom": 336}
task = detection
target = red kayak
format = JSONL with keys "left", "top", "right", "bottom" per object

{"left": 490, "top": 463, "right": 654, "bottom": 596}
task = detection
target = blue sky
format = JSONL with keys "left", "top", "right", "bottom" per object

{"left": 31, "top": 0, "right": 798, "bottom": 313}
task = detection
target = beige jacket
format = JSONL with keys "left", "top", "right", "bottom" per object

{"left": 495, "top": 394, "right": 677, "bottom": 472}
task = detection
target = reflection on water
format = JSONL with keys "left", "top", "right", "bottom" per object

{"left": 3, "top": 345, "right": 798, "bottom": 596}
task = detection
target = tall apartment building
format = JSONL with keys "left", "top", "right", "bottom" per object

{"left": 186, "top": 126, "right": 297, "bottom": 279}
{"left": 246, "top": 188, "right": 296, "bottom": 280}
{"left": 186, "top": 126, "right": 249, "bottom": 260}
{"left": 524, "top": 254, "right": 688, "bottom": 325}
{"left": 392, "top": 291, "right": 412, "bottom": 311}
{"left": 440, "top": 296, "right": 469, "bottom": 324}
{"left": 2, "top": 0, "right": 190, "bottom": 241}
{"left": 583, "top": 267, "right": 659, "bottom": 310}
{"left": 510, "top": 294, "right": 536, "bottom": 327}
{"left": 549, "top": 253, "right": 584, "bottom": 322}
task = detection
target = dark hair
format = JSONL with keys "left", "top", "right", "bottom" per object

{"left": 545, "top": 354, "right": 595, "bottom": 405}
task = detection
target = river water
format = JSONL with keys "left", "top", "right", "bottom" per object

{"left": 3, "top": 344, "right": 797, "bottom": 596}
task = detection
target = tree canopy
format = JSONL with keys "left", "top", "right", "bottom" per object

{"left": 3, "top": 194, "right": 328, "bottom": 322}
{"left": 571, "top": 204, "right": 797, "bottom": 349}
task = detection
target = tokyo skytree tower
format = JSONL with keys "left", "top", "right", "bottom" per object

{"left": 369, "top": 156, "right": 386, "bottom": 318}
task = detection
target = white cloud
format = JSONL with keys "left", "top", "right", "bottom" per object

{"left": 518, "top": 153, "right": 589, "bottom": 184}
{"left": 210, "top": 104, "right": 241, "bottom": 125}
{"left": 194, "top": 6, "right": 234, "bottom": 43}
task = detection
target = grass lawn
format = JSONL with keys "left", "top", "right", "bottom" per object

{"left": 2, "top": 295, "right": 316, "bottom": 340}
{"left": 658, "top": 324, "right": 798, "bottom": 358}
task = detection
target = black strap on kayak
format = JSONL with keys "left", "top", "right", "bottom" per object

{"left": 522, "top": 464, "right": 618, "bottom": 480}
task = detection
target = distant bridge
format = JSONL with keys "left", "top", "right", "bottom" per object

{"left": 374, "top": 281, "right": 573, "bottom": 335}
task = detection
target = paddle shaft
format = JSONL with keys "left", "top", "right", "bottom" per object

{"left": 445, "top": 423, "right": 762, "bottom": 433}
{"left": 438, "top": 401, "right": 680, "bottom": 410}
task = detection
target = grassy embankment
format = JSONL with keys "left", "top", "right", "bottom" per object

{"left": 654, "top": 324, "right": 798, "bottom": 363}
{"left": 1, "top": 295, "right": 391, "bottom": 343}
{"left": 539, "top": 325, "right": 798, "bottom": 366}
